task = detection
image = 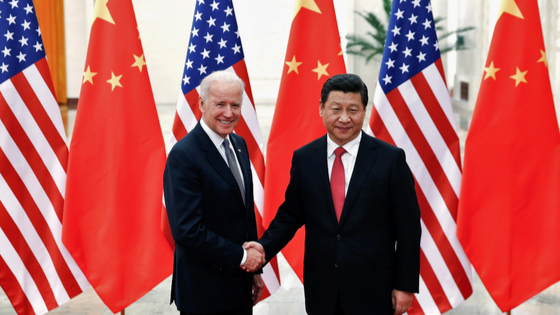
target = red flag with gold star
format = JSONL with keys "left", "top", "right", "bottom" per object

{"left": 262, "top": 0, "right": 346, "bottom": 281}
{"left": 457, "top": 0, "right": 560, "bottom": 311}
{"left": 62, "top": 0, "right": 172, "bottom": 312}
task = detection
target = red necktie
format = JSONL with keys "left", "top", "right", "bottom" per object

{"left": 331, "top": 147, "right": 346, "bottom": 221}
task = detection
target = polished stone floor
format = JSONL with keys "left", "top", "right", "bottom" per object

{"left": 1, "top": 103, "right": 559, "bottom": 315}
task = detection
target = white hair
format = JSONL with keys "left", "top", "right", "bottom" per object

{"left": 199, "top": 71, "right": 245, "bottom": 101}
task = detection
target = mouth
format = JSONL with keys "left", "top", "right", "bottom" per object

{"left": 219, "top": 120, "right": 234, "bottom": 125}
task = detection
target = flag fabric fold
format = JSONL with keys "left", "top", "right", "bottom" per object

{"left": 166, "top": 0, "right": 280, "bottom": 299}
{"left": 62, "top": 0, "right": 173, "bottom": 312}
{"left": 368, "top": 0, "right": 473, "bottom": 314}
{"left": 0, "top": 1, "right": 89, "bottom": 314}
{"left": 262, "top": 0, "right": 346, "bottom": 282}
{"left": 457, "top": 0, "right": 560, "bottom": 311}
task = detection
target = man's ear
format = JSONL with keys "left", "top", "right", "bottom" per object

{"left": 319, "top": 101, "right": 324, "bottom": 117}
{"left": 199, "top": 96, "right": 205, "bottom": 113}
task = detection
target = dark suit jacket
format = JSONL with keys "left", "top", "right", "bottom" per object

{"left": 259, "top": 132, "right": 421, "bottom": 315}
{"left": 163, "top": 122, "right": 259, "bottom": 313}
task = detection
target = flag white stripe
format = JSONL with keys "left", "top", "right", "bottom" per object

{"left": 373, "top": 85, "right": 466, "bottom": 266}
{"left": 416, "top": 276, "right": 441, "bottom": 315}
{"left": 23, "top": 65, "right": 67, "bottom": 145}
{"left": 0, "top": 80, "right": 66, "bottom": 197}
{"left": 422, "top": 64, "right": 458, "bottom": 132}
{"left": 250, "top": 162, "right": 264, "bottom": 217}
{"left": 0, "top": 172, "right": 70, "bottom": 305}
{"left": 420, "top": 220, "right": 463, "bottom": 305}
{"left": 0, "top": 228, "right": 48, "bottom": 315}
{"left": 261, "top": 261, "right": 280, "bottom": 294}
{"left": 398, "top": 80, "right": 461, "bottom": 195}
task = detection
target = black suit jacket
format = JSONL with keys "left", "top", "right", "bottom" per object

{"left": 259, "top": 132, "right": 421, "bottom": 315}
{"left": 163, "top": 122, "right": 258, "bottom": 313}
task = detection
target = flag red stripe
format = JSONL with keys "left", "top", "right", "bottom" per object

{"left": 0, "top": 254, "right": 36, "bottom": 315}
{"left": 434, "top": 59, "right": 447, "bottom": 86}
{"left": 185, "top": 90, "right": 202, "bottom": 121}
{"left": 411, "top": 73, "right": 461, "bottom": 169}
{"left": 416, "top": 187, "right": 472, "bottom": 298}
{"left": 34, "top": 58, "right": 57, "bottom": 100}
{"left": 408, "top": 295, "right": 425, "bottom": 315}
{"left": 0, "top": 97, "right": 64, "bottom": 221}
{"left": 10, "top": 72, "right": 68, "bottom": 170}
{"left": 232, "top": 60, "right": 256, "bottom": 105}
{"left": 369, "top": 105, "right": 396, "bottom": 146}
{"left": 171, "top": 112, "right": 187, "bottom": 142}
{"left": 420, "top": 249, "right": 453, "bottom": 313}
{"left": 0, "top": 150, "right": 81, "bottom": 298}
{"left": 386, "top": 89, "right": 459, "bottom": 221}
{"left": 0, "top": 200, "right": 58, "bottom": 310}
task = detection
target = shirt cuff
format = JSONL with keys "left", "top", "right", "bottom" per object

{"left": 240, "top": 247, "right": 247, "bottom": 266}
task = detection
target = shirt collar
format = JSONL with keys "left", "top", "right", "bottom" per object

{"left": 327, "top": 131, "right": 362, "bottom": 158}
{"left": 200, "top": 118, "right": 231, "bottom": 148}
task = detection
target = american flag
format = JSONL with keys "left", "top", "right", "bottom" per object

{"left": 170, "top": 0, "right": 280, "bottom": 298}
{"left": 368, "top": 0, "right": 473, "bottom": 314}
{"left": 0, "top": 1, "right": 88, "bottom": 314}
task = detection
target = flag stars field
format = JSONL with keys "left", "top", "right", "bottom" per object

{"left": 82, "top": 65, "right": 97, "bottom": 84}
{"left": 483, "top": 61, "right": 500, "bottom": 80}
{"left": 285, "top": 55, "right": 302, "bottom": 74}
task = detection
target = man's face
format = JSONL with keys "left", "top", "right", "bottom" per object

{"left": 319, "top": 91, "right": 366, "bottom": 146}
{"left": 199, "top": 81, "right": 243, "bottom": 138}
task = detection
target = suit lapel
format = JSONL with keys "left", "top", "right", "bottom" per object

{"left": 194, "top": 124, "right": 245, "bottom": 205}
{"left": 339, "top": 133, "right": 379, "bottom": 226}
{"left": 312, "top": 136, "right": 339, "bottom": 223}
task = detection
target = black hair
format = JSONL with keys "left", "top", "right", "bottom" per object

{"left": 320, "top": 73, "right": 368, "bottom": 107}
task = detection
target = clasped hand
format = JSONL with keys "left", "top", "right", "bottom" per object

{"left": 241, "top": 241, "right": 266, "bottom": 272}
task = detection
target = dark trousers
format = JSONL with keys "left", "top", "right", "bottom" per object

{"left": 334, "top": 294, "right": 344, "bottom": 315}
{"left": 180, "top": 276, "right": 253, "bottom": 315}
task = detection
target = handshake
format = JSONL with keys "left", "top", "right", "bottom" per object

{"left": 241, "top": 241, "right": 266, "bottom": 272}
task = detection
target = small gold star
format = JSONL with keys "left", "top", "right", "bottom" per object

{"left": 538, "top": 50, "right": 548, "bottom": 68}
{"left": 338, "top": 43, "right": 343, "bottom": 56}
{"left": 285, "top": 55, "right": 303, "bottom": 74}
{"left": 311, "top": 60, "right": 329, "bottom": 80}
{"left": 82, "top": 65, "right": 97, "bottom": 84}
{"left": 509, "top": 67, "right": 528, "bottom": 87}
{"left": 93, "top": 0, "right": 115, "bottom": 25}
{"left": 132, "top": 54, "right": 146, "bottom": 72}
{"left": 483, "top": 61, "right": 500, "bottom": 80}
{"left": 106, "top": 72, "right": 123, "bottom": 91}
{"left": 293, "top": 0, "right": 321, "bottom": 19}
{"left": 497, "top": 0, "right": 524, "bottom": 21}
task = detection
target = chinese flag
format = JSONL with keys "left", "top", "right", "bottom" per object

{"left": 263, "top": 0, "right": 346, "bottom": 281}
{"left": 457, "top": 0, "right": 560, "bottom": 311}
{"left": 62, "top": 0, "right": 173, "bottom": 312}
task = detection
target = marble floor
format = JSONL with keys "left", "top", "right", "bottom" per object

{"left": 1, "top": 103, "right": 559, "bottom": 315}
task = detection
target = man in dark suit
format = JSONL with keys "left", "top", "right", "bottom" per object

{"left": 246, "top": 74, "right": 421, "bottom": 315}
{"left": 164, "top": 71, "right": 265, "bottom": 315}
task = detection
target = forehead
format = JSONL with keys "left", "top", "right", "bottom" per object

{"left": 325, "top": 91, "right": 363, "bottom": 106}
{"left": 208, "top": 81, "right": 243, "bottom": 99}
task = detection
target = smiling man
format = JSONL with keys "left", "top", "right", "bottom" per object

{"left": 246, "top": 73, "right": 422, "bottom": 315}
{"left": 164, "top": 71, "right": 264, "bottom": 315}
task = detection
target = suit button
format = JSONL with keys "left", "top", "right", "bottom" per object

{"left": 336, "top": 234, "right": 341, "bottom": 240}
{"left": 335, "top": 263, "right": 338, "bottom": 268}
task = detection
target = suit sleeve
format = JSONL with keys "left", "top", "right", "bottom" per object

{"left": 391, "top": 149, "right": 422, "bottom": 293}
{"left": 259, "top": 152, "right": 306, "bottom": 262}
{"left": 164, "top": 147, "right": 244, "bottom": 274}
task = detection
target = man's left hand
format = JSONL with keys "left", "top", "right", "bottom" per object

{"left": 392, "top": 289, "right": 413, "bottom": 315}
{"left": 252, "top": 274, "right": 264, "bottom": 305}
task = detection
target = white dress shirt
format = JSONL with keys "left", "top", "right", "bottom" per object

{"left": 326, "top": 132, "right": 362, "bottom": 196}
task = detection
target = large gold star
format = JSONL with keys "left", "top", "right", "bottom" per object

{"left": 538, "top": 50, "right": 548, "bottom": 68}
{"left": 107, "top": 72, "right": 123, "bottom": 91}
{"left": 312, "top": 60, "right": 329, "bottom": 80}
{"left": 483, "top": 61, "right": 500, "bottom": 80}
{"left": 509, "top": 67, "right": 527, "bottom": 87}
{"left": 82, "top": 65, "right": 97, "bottom": 84}
{"left": 285, "top": 55, "right": 303, "bottom": 74}
{"left": 93, "top": 0, "right": 115, "bottom": 25}
{"left": 132, "top": 54, "right": 146, "bottom": 72}
{"left": 293, "top": 0, "right": 321, "bottom": 19}
{"left": 497, "top": 0, "right": 524, "bottom": 21}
